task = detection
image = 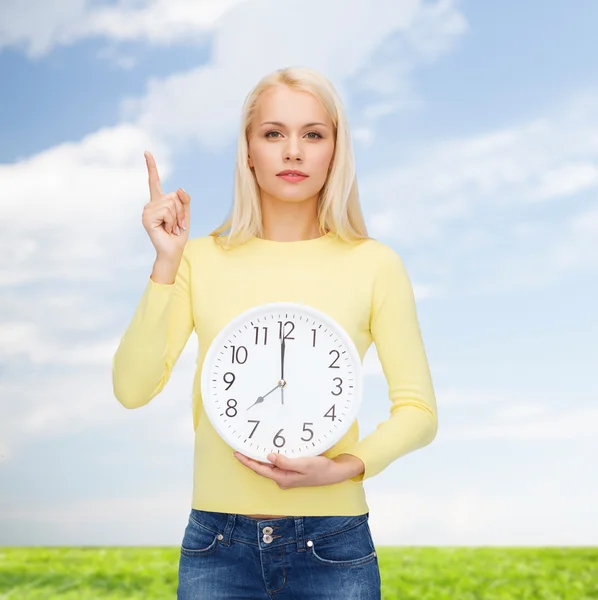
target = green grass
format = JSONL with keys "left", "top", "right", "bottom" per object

{"left": 0, "top": 547, "right": 596, "bottom": 599}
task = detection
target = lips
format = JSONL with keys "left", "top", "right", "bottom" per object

{"left": 277, "top": 170, "right": 309, "bottom": 177}
{"left": 277, "top": 173, "right": 308, "bottom": 182}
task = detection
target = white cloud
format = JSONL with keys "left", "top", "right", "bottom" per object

{"left": 367, "top": 488, "right": 513, "bottom": 545}
{"left": 360, "top": 113, "right": 598, "bottom": 244}
{"left": 361, "top": 89, "right": 598, "bottom": 296}
{"left": 532, "top": 161, "right": 598, "bottom": 201}
{"left": 403, "top": 0, "right": 469, "bottom": 61}
{"left": 362, "top": 101, "right": 598, "bottom": 246}
{"left": 366, "top": 483, "right": 598, "bottom": 545}
{"left": 2, "top": 490, "right": 188, "bottom": 525}
{"left": 1, "top": 0, "right": 466, "bottom": 286}
{"left": 0, "top": 0, "right": 247, "bottom": 58}
{"left": 363, "top": 344, "right": 383, "bottom": 377}
{"left": 351, "top": 126, "right": 375, "bottom": 147}
{"left": 83, "top": 0, "right": 247, "bottom": 43}
{"left": 434, "top": 388, "right": 506, "bottom": 407}
{"left": 494, "top": 403, "right": 548, "bottom": 420}
{"left": 554, "top": 205, "right": 598, "bottom": 270}
{"left": 440, "top": 406, "right": 598, "bottom": 441}
{"left": 0, "top": 123, "right": 170, "bottom": 287}
{"left": 0, "top": 339, "right": 197, "bottom": 461}
{"left": 0, "top": 490, "right": 193, "bottom": 546}
{"left": 120, "top": 0, "right": 466, "bottom": 148}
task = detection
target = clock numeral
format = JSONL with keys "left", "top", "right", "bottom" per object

{"left": 225, "top": 398, "right": 238, "bottom": 418}
{"left": 247, "top": 419, "right": 260, "bottom": 438}
{"left": 253, "top": 326, "right": 268, "bottom": 345}
{"left": 331, "top": 377, "right": 343, "bottom": 396}
{"left": 230, "top": 345, "right": 248, "bottom": 364}
{"left": 328, "top": 349, "right": 340, "bottom": 368}
{"left": 324, "top": 404, "right": 337, "bottom": 421}
{"left": 311, "top": 328, "right": 317, "bottom": 347}
{"left": 277, "top": 320, "right": 295, "bottom": 340}
{"left": 273, "top": 428, "right": 286, "bottom": 448}
{"left": 223, "top": 371, "right": 235, "bottom": 390}
{"left": 301, "top": 422, "right": 314, "bottom": 442}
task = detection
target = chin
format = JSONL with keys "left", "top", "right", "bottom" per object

{"left": 263, "top": 186, "right": 312, "bottom": 203}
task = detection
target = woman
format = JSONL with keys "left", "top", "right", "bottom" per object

{"left": 112, "top": 66, "right": 438, "bottom": 599}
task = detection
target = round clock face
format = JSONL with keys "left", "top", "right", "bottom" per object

{"left": 200, "top": 302, "right": 363, "bottom": 463}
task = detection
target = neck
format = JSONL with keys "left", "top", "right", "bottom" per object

{"left": 258, "top": 226, "right": 328, "bottom": 242}
{"left": 258, "top": 192, "right": 324, "bottom": 242}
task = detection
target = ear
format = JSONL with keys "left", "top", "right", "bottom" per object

{"left": 248, "top": 154, "right": 254, "bottom": 169}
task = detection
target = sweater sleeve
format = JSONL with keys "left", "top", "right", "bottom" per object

{"left": 112, "top": 247, "right": 194, "bottom": 409}
{"left": 341, "top": 247, "right": 438, "bottom": 482}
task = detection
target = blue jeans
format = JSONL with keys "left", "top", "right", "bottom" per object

{"left": 177, "top": 508, "right": 381, "bottom": 599}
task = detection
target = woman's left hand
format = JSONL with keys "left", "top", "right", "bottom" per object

{"left": 233, "top": 451, "right": 364, "bottom": 489}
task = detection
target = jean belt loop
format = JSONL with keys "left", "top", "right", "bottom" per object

{"left": 294, "top": 516, "right": 306, "bottom": 552}
{"left": 222, "top": 513, "right": 236, "bottom": 546}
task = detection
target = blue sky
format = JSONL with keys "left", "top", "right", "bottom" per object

{"left": 1, "top": 0, "right": 597, "bottom": 547}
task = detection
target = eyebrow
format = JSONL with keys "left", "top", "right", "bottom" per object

{"left": 260, "top": 121, "right": 329, "bottom": 128}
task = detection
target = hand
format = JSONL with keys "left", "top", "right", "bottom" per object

{"left": 232, "top": 451, "right": 365, "bottom": 490}
{"left": 141, "top": 151, "right": 191, "bottom": 261}
{"left": 246, "top": 382, "right": 281, "bottom": 411}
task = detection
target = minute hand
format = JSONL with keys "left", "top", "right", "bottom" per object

{"left": 280, "top": 336, "right": 286, "bottom": 405}
{"left": 281, "top": 337, "right": 286, "bottom": 378}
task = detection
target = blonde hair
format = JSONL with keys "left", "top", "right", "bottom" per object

{"left": 209, "top": 66, "right": 371, "bottom": 249}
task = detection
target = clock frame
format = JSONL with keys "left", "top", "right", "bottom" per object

{"left": 200, "top": 302, "right": 363, "bottom": 463}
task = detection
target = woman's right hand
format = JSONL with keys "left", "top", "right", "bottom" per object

{"left": 141, "top": 151, "right": 191, "bottom": 261}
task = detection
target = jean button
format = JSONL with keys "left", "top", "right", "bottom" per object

{"left": 263, "top": 534, "right": 273, "bottom": 543}
{"left": 263, "top": 526, "right": 273, "bottom": 535}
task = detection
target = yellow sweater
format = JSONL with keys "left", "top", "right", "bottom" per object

{"left": 112, "top": 231, "right": 438, "bottom": 516}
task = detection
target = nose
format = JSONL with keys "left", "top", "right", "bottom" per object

{"left": 284, "top": 136, "right": 303, "bottom": 162}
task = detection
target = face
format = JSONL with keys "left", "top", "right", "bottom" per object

{"left": 247, "top": 86, "right": 335, "bottom": 205}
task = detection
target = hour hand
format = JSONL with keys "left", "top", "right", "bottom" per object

{"left": 246, "top": 382, "right": 280, "bottom": 411}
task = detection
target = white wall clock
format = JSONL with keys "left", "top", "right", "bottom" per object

{"left": 200, "top": 302, "right": 363, "bottom": 464}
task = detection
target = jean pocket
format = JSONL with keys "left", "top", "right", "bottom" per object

{"left": 180, "top": 512, "right": 221, "bottom": 557}
{"left": 308, "top": 519, "right": 377, "bottom": 567}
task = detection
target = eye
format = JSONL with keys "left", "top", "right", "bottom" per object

{"left": 264, "top": 131, "right": 323, "bottom": 139}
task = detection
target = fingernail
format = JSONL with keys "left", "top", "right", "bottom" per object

{"left": 181, "top": 220, "right": 186, "bottom": 230}
{"left": 175, "top": 226, "right": 181, "bottom": 235}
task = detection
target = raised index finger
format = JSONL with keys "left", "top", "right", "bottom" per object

{"left": 144, "top": 151, "right": 162, "bottom": 201}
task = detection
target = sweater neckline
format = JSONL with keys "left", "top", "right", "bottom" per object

{"left": 248, "top": 230, "right": 336, "bottom": 249}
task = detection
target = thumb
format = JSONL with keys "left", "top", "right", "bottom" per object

{"left": 268, "top": 453, "right": 286, "bottom": 467}
{"left": 176, "top": 188, "right": 191, "bottom": 205}
{"left": 267, "top": 453, "right": 303, "bottom": 472}
{"left": 176, "top": 188, "right": 191, "bottom": 228}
